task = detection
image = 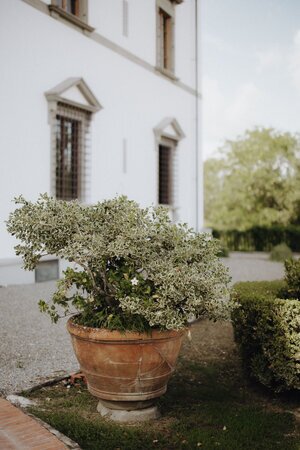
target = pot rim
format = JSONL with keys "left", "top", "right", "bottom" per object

{"left": 67, "top": 316, "right": 187, "bottom": 343}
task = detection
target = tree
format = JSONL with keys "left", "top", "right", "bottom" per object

{"left": 204, "top": 128, "right": 300, "bottom": 230}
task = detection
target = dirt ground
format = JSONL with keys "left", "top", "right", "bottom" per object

{"left": 182, "top": 319, "right": 236, "bottom": 363}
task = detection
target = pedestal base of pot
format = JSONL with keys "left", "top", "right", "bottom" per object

{"left": 97, "top": 400, "right": 160, "bottom": 423}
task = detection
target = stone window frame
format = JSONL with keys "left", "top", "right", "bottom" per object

{"left": 154, "top": 117, "right": 185, "bottom": 220}
{"left": 49, "top": 0, "right": 95, "bottom": 33}
{"left": 155, "top": 0, "right": 183, "bottom": 79}
{"left": 45, "top": 77, "right": 102, "bottom": 203}
{"left": 54, "top": 105, "right": 88, "bottom": 201}
{"left": 158, "top": 138, "right": 176, "bottom": 206}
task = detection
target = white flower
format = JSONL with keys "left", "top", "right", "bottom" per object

{"left": 131, "top": 277, "right": 139, "bottom": 286}
{"left": 137, "top": 268, "right": 148, "bottom": 280}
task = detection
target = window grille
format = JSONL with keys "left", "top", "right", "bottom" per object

{"left": 56, "top": 115, "right": 80, "bottom": 200}
{"left": 159, "top": 144, "right": 173, "bottom": 205}
{"left": 51, "top": 103, "right": 91, "bottom": 202}
{"left": 154, "top": 117, "right": 184, "bottom": 217}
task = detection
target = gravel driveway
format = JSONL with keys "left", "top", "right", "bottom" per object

{"left": 222, "top": 251, "right": 284, "bottom": 284}
{"left": 0, "top": 282, "right": 78, "bottom": 396}
{"left": 0, "top": 252, "right": 285, "bottom": 395}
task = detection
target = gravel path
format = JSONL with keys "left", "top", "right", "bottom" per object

{"left": 222, "top": 251, "right": 284, "bottom": 284}
{"left": 0, "top": 282, "right": 78, "bottom": 395}
{"left": 0, "top": 252, "right": 285, "bottom": 395}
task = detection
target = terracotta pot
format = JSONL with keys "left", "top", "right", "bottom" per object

{"left": 67, "top": 318, "right": 186, "bottom": 403}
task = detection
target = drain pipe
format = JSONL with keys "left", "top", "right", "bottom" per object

{"left": 194, "top": 0, "right": 200, "bottom": 231}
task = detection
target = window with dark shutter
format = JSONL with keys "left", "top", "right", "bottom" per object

{"left": 45, "top": 78, "right": 101, "bottom": 203}
{"left": 49, "top": 0, "right": 93, "bottom": 31}
{"left": 159, "top": 8, "right": 172, "bottom": 71}
{"left": 156, "top": 0, "right": 176, "bottom": 75}
{"left": 52, "top": 103, "right": 91, "bottom": 202}
{"left": 56, "top": 115, "right": 81, "bottom": 200}
{"left": 154, "top": 117, "right": 185, "bottom": 217}
{"left": 159, "top": 144, "right": 172, "bottom": 205}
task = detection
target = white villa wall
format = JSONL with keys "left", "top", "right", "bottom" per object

{"left": 39, "top": 0, "right": 197, "bottom": 88}
{"left": 0, "top": 0, "right": 202, "bottom": 284}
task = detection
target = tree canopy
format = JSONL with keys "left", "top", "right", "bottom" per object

{"left": 204, "top": 128, "right": 300, "bottom": 230}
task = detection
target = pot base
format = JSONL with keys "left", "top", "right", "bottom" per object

{"left": 88, "top": 383, "right": 167, "bottom": 402}
{"left": 97, "top": 401, "right": 160, "bottom": 423}
{"left": 99, "top": 398, "right": 155, "bottom": 411}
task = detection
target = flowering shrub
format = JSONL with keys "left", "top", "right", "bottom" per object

{"left": 7, "top": 194, "right": 230, "bottom": 331}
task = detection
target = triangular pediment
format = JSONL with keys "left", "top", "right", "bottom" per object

{"left": 154, "top": 117, "right": 185, "bottom": 141}
{"left": 45, "top": 78, "right": 102, "bottom": 113}
{"left": 164, "top": 123, "right": 178, "bottom": 138}
{"left": 61, "top": 85, "right": 91, "bottom": 106}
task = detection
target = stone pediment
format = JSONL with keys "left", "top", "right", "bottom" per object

{"left": 154, "top": 117, "right": 185, "bottom": 141}
{"left": 45, "top": 78, "right": 102, "bottom": 113}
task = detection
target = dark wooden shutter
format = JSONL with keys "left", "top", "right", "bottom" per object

{"left": 56, "top": 115, "right": 80, "bottom": 200}
{"left": 159, "top": 8, "right": 172, "bottom": 70}
{"left": 159, "top": 144, "right": 172, "bottom": 205}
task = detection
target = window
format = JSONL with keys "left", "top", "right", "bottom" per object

{"left": 154, "top": 117, "right": 185, "bottom": 215}
{"left": 55, "top": 113, "right": 81, "bottom": 200}
{"left": 159, "top": 8, "right": 172, "bottom": 71}
{"left": 159, "top": 144, "right": 173, "bottom": 205}
{"left": 156, "top": 0, "right": 177, "bottom": 75}
{"left": 49, "top": 0, "right": 94, "bottom": 32}
{"left": 53, "top": 103, "right": 91, "bottom": 201}
{"left": 45, "top": 77, "right": 102, "bottom": 202}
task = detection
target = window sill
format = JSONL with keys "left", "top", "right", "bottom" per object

{"left": 48, "top": 5, "right": 95, "bottom": 33}
{"left": 155, "top": 66, "right": 179, "bottom": 81}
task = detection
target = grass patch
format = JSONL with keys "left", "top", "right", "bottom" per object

{"left": 26, "top": 321, "right": 300, "bottom": 450}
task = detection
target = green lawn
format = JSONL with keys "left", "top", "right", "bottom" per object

{"left": 26, "top": 320, "right": 300, "bottom": 450}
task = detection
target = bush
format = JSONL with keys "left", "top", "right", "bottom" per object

{"left": 284, "top": 258, "right": 300, "bottom": 299}
{"left": 6, "top": 194, "right": 230, "bottom": 331}
{"left": 269, "top": 243, "right": 293, "bottom": 262}
{"left": 217, "top": 242, "right": 229, "bottom": 258}
{"left": 231, "top": 280, "right": 300, "bottom": 392}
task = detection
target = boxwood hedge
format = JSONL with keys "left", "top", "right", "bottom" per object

{"left": 231, "top": 280, "right": 300, "bottom": 392}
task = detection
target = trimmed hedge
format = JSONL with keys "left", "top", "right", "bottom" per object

{"left": 231, "top": 280, "right": 300, "bottom": 392}
{"left": 284, "top": 259, "right": 300, "bottom": 299}
{"left": 213, "top": 225, "right": 300, "bottom": 252}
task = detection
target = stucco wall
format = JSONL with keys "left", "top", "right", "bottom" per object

{"left": 39, "top": 0, "right": 197, "bottom": 88}
{"left": 0, "top": 0, "right": 202, "bottom": 283}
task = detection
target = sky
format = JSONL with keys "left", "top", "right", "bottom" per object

{"left": 201, "top": 0, "right": 300, "bottom": 160}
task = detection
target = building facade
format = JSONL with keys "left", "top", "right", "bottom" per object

{"left": 0, "top": 0, "right": 202, "bottom": 284}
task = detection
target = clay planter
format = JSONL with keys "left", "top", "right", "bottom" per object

{"left": 67, "top": 318, "right": 186, "bottom": 408}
